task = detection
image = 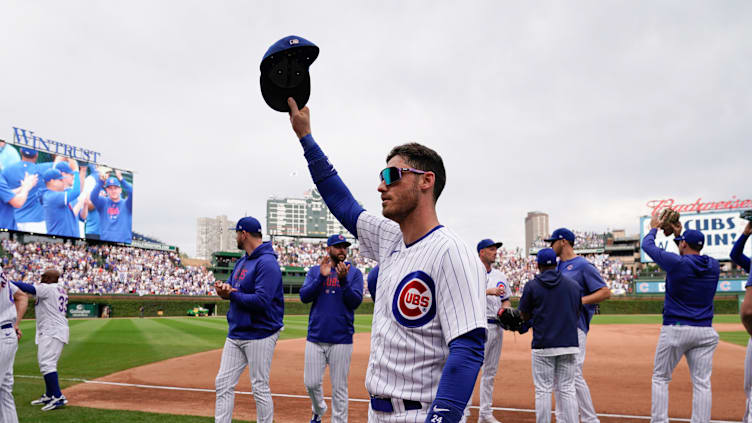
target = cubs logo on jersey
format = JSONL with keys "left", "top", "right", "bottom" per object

{"left": 392, "top": 271, "right": 436, "bottom": 328}
{"left": 496, "top": 280, "right": 507, "bottom": 295}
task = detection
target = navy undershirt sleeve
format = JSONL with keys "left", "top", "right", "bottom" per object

{"left": 299, "top": 134, "right": 365, "bottom": 237}
{"left": 425, "top": 327, "right": 486, "bottom": 423}
{"left": 12, "top": 281, "right": 36, "bottom": 295}
{"left": 730, "top": 233, "right": 751, "bottom": 272}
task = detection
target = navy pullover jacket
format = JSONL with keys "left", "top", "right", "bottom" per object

{"left": 226, "top": 242, "right": 284, "bottom": 340}
{"left": 518, "top": 269, "right": 582, "bottom": 350}
{"left": 300, "top": 262, "right": 363, "bottom": 344}
{"left": 642, "top": 228, "right": 720, "bottom": 327}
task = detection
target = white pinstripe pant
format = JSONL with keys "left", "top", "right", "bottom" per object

{"left": 0, "top": 327, "right": 18, "bottom": 423}
{"left": 650, "top": 325, "right": 718, "bottom": 423}
{"left": 554, "top": 329, "right": 598, "bottom": 423}
{"left": 479, "top": 324, "right": 503, "bottom": 418}
{"left": 215, "top": 332, "right": 279, "bottom": 423}
{"left": 532, "top": 352, "right": 577, "bottom": 423}
{"left": 304, "top": 341, "right": 353, "bottom": 422}
{"left": 743, "top": 338, "right": 752, "bottom": 423}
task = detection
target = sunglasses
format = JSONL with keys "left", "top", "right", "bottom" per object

{"left": 379, "top": 167, "right": 427, "bottom": 186}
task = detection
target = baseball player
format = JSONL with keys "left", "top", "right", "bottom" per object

{"left": 13, "top": 268, "right": 70, "bottom": 411}
{"left": 0, "top": 268, "right": 28, "bottom": 423}
{"left": 300, "top": 234, "right": 364, "bottom": 423}
{"left": 515, "top": 248, "right": 582, "bottom": 423}
{"left": 213, "top": 216, "right": 284, "bottom": 423}
{"left": 730, "top": 220, "right": 752, "bottom": 422}
{"left": 0, "top": 171, "right": 38, "bottom": 231}
{"left": 288, "top": 98, "right": 487, "bottom": 423}
{"left": 88, "top": 169, "right": 132, "bottom": 243}
{"left": 642, "top": 216, "right": 720, "bottom": 423}
{"left": 475, "top": 239, "right": 510, "bottom": 423}
{"left": 2, "top": 148, "right": 54, "bottom": 233}
{"left": 41, "top": 165, "right": 88, "bottom": 238}
{"left": 545, "top": 228, "right": 611, "bottom": 422}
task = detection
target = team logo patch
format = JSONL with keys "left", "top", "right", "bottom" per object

{"left": 566, "top": 264, "right": 574, "bottom": 271}
{"left": 392, "top": 271, "right": 436, "bottom": 328}
{"left": 496, "top": 280, "right": 507, "bottom": 295}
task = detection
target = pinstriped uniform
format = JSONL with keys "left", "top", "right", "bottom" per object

{"left": 356, "top": 212, "right": 486, "bottom": 422}
{"left": 532, "top": 350, "right": 577, "bottom": 423}
{"left": 477, "top": 269, "right": 510, "bottom": 418}
{"left": 650, "top": 325, "right": 718, "bottom": 422}
{"left": 0, "top": 272, "right": 19, "bottom": 423}
{"left": 304, "top": 341, "right": 353, "bottom": 421}
{"left": 215, "top": 332, "right": 279, "bottom": 423}
{"left": 745, "top": 337, "right": 752, "bottom": 423}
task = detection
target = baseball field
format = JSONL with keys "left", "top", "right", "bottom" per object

{"left": 12, "top": 314, "right": 749, "bottom": 422}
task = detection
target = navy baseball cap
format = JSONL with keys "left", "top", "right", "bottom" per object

{"left": 536, "top": 248, "right": 557, "bottom": 266}
{"left": 675, "top": 229, "right": 705, "bottom": 247}
{"left": 104, "top": 177, "right": 121, "bottom": 188}
{"left": 477, "top": 238, "right": 503, "bottom": 253}
{"left": 21, "top": 147, "right": 37, "bottom": 158}
{"left": 327, "top": 234, "right": 351, "bottom": 247}
{"left": 544, "top": 228, "right": 575, "bottom": 244}
{"left": 43, "top": 168, "right": 63, "bottom": 182}
{"left": 231, "top": 216, "right": 262, "bottom": 233}
{"left": 55, "top": 162, "right": 73, "bottom": 174}
{"left": 260, "top": 35, "right": 319, "bottom": 113}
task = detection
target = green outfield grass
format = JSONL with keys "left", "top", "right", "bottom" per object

{"left": 13, "top": 315, "right": 372, "bottom": 422}
{"left": 719, "top": 331, "right": 750, "bottom": 347}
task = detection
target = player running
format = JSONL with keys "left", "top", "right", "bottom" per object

{"left": 0, "top": 268, "right": 28, "bottom": 423}
{"left": 730, "top": 219, "right": 752, "bottom": 422}
{"left": 300, "top": 234, "right": 364, "bottom": 423}
{"left": 546, "top": 228, "right": 610, "bottom": 422}
{"left": 475, "top": 239, "right": 510, "bottom": 423}
{"left": 642, "top": 215, "right": 719, "bottom": 423}
{"left": 287, "top": 97, "right": 487, "bottom": 423}
{"left": 13, "top": 269, "right": 70, "bottom": 411}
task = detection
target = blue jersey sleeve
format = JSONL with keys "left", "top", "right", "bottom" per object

{"left": 582, "top": 262, "right": 607, "bottom": 294}
{"left": 12, "top": 281, "right": 36, "bottom": 295}
{"left": 730, "top": 233, "right": 751, "bottom": 272}
{"left": 342, "top": 267, "right": 364, "bottom": 310}
{"left": 0, "top": 175, "right": 15, "bottom": 203}
{"left": 641, "top": 228, "right": 682, "bottom": 272}
{"left": 229, "top": 256, "right": 282, "bottom": 312}
{"left": 425, "top": 327, "right": 486, "bottom": 423}
{"left": 120, "top": 179, "right": 133, "bottom": 212}
{"left": 299, "top": 266, "right": 325, "bottom": 304}
{"left": 90, "top": 178, "right": 105, "bottom": 211}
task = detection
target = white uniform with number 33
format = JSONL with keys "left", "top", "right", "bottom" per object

{"left": 33, "top": 283, "right": 69, "bottom": 375}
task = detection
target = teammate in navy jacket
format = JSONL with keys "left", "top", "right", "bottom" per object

{"left": 517, "top": 248, "right": 582, "bottom": 423}
{"left": 300, "top": 234, "right": 363, "bottom": 423}
{"left": 546, "top": 227, "right": 610, "bottom": 422}
{"left": 213, "top": 216, "right": 284, "bottom": 423}
{"left": 642, "top": 215, "right": 720, "bottom": 423}
{"left": 730, "top": 219, "right": 752, "bottom": 422}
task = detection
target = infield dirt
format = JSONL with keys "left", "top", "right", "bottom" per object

{"left": 65, "top": 323, "right": 747, "bottom": 422}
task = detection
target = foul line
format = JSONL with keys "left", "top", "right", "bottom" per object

{"left": 16, "top": 375, "right": 737, "bottom": 423}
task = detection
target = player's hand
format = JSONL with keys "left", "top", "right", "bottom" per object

{"left": 486, "top": 287, "right": 503, "bottom": 296}
{"left": 115, "top": 169, "right": 123, "bottom": 180}
{"left": 336, "top": 262, "right": 350, "bottom": 282}
{"left": 21, "top": 172, "right": 38, "bottom": 191}
{"left": 14, "top": 323, "right": 21, "bottom": 340}
{"left": 649, "top": 212, "right": 661, "bottom": 230}
{"left": 668, "top": 221, "right": 682, "bottom": 237}
{"left": 744, "top": 221, "right": 752, "bottom": 236}
{"left": 319, "top": 256, "right": 332, "bottom": 277}
{"left": 67, "top": 157, "right": 79, "bottom": 172}
{"left": 288, "top": 97, "right": 311, "bottom": 139}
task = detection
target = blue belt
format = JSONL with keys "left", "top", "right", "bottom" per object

{"left": 1, "top": 323, "right": 12, "bottom": 330}
{"left": 487, "top": 319, "right": 500, "bottom": 325}
{"left": 370, "top": 395, "right": 423, "bottom": 413}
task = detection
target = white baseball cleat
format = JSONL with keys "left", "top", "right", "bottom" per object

{"left": 30, "top": 394, "right": 53, "bottom": 405}
{"left": 41, "top": 395, "right": 67, "bottom": 411}
{"left": 478, "top": 415, "right": 502, "bottom": 423}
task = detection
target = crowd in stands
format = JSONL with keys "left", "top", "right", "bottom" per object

{"left": 531, "top": 230, "right": 606, "bottom": 250}
{"left": 272, "top": 238, "right": 377, "bottom": 270}
{"left": 1, "top": 239, "right": 216, "bottom": 295}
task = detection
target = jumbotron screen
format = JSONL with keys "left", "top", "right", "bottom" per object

{"left": 0, "top": 144, "right": 134, "bottom": 244}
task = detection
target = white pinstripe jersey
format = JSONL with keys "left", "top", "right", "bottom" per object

{"left": 485, "top": 269, "right": 510, "bottom": 318}
{"left": 0, "top": 271, "right": 19, "bottom": 325}
{"left": 33, "top": 283, "right": 69, "bottom": 344}
{"left": 357, "top": 211, "right": 486, "bottom": 402}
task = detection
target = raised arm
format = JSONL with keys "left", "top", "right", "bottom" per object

{"left": 288, "top": 98, "right": 364, "bottom": 236}
{"left": 642, "top": 220, "right": 682, "bottom": 273}
{"left": 730, "top": 222, "right": 751, "bottom": 272}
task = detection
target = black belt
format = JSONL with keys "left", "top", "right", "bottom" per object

{"left": 370, "top": 395, "right": 423, "bottom": 412}
{"left": 1, "top": 323, "right": 12, "bottom": 330}
{"left": 487, "top": 318, "right": 500, "bottom": 325}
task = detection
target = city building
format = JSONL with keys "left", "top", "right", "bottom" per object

{"left": 196, "top": 215, "right": 239, "bottom": 260}
{"left": 267, "top": 188, "right": 352, "bottom": 239}
{"left": 524, "top": 211, "right": 549, "bottom": 256}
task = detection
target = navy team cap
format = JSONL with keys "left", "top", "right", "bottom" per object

{"left": 260, "top": 35, "right": 319, "bottom": 113}
{"left": 675, "top": 229, "right": 704, "bottom": 246}
{"left": 544, "top": 228, "right": 575, "bottom": 244}
{"left": 536, "top": 248, "right": 557, "bottom": 265}
{"left": 43, "top": 168, "right": 63, "bottom": 182}
{"left": 231, "top": 216, "right": 262, "bottom": 233}
{"left": 21, "top": 147, "right": 37, "bottom": 158}
{"left": 104, "top": 177, "right": 121, "bottom": 188}
{"left": 327, "top": 234, "right": 351, "bottom": 247}
{"left": 55, "top": 162, "right": 73, "bottom": 174}
{"left": 477, "top": 238, "right": 503, "bottom": 253}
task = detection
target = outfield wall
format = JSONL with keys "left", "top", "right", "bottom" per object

{"left": 18, "top": 294, "right": 740, "bottom": 319}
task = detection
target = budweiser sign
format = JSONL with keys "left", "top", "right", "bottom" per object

{"left": 647, "top": 196, "right": 752, "bottom": 216}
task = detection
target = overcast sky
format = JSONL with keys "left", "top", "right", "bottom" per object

{"left": 1, "top": 1, "right": 750, "bottom": 256}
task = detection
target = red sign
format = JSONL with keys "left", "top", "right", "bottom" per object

{"left": 646, "top": 196, "right": 752, "bottom": 216}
